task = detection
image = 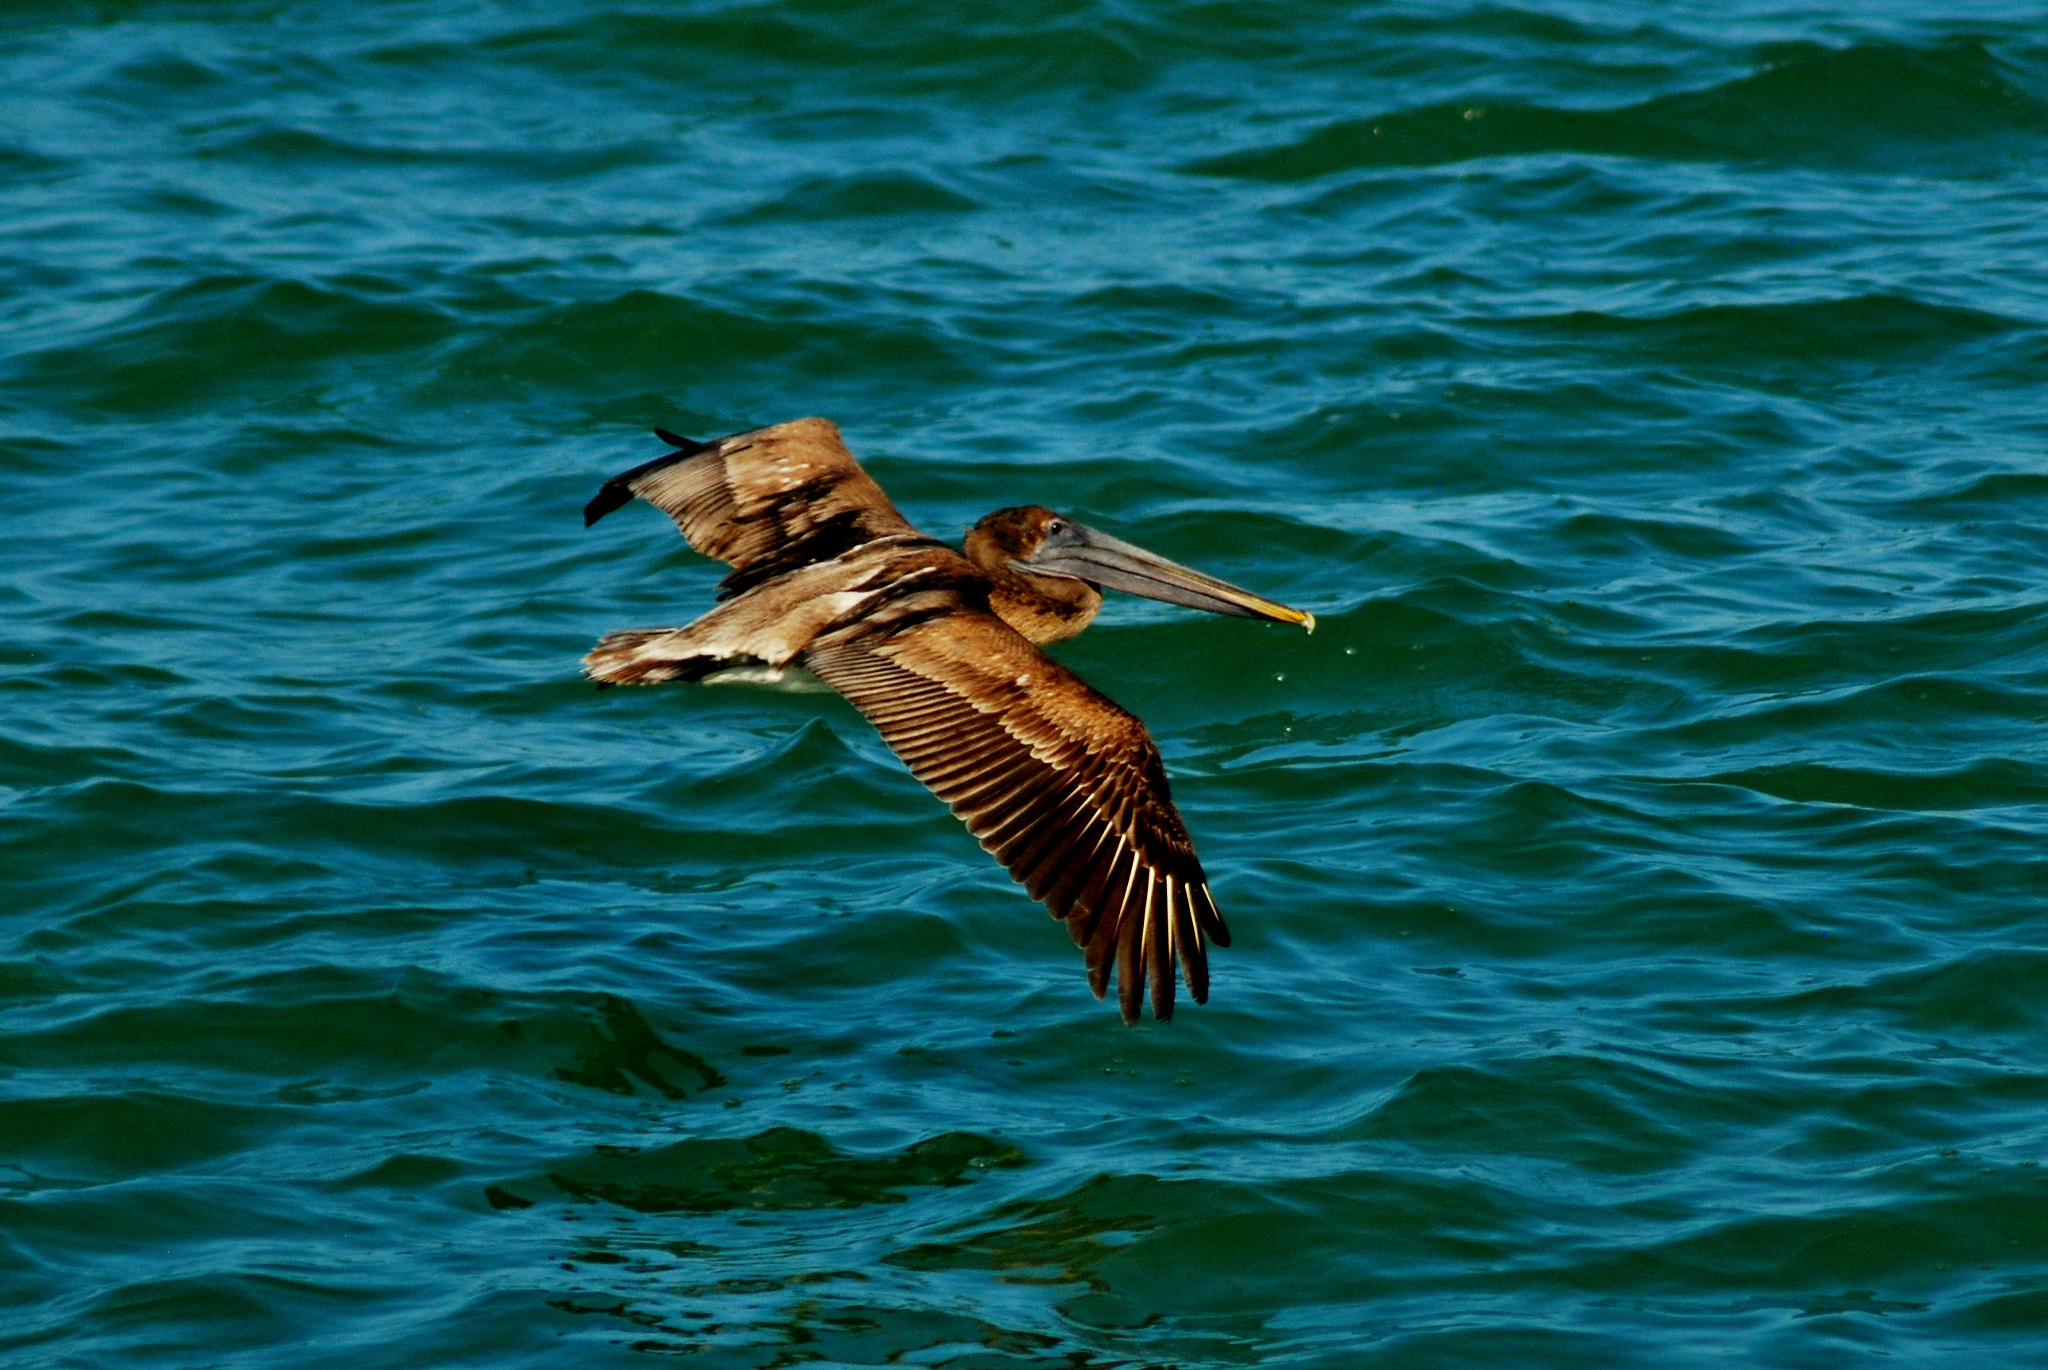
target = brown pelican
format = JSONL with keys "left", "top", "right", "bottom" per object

{"left": 582, "top": 417, "right": 1313, "bottom": 1023}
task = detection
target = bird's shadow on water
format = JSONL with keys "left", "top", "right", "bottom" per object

{"left": 549, "top": 992, "right": 726, "bottom": 1100}
{"left": 502, "top": 1130, "right": 1259, "bottom": 1366}
{"left": 485, "top": 990, "right": 1032, "bottom": 1216}
{"left": 475, "top": 995, "right": 1092, "bottom": 1364}
{"left": 463, "top": 984, "right": 1295, "bottom": 1365}
{"left": 542, "top": 1126, "right": 1026, "bottom": 1216}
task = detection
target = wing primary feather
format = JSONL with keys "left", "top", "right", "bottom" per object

{"left": 989, "top": 805, "right": 1069, "bottom": 868}
{"left": 1072, "top": 832, "right": 1131, "bottom": 942}
{"left": 914, "top": 736, "right": 1019, "bottom": 792}
{"left": 1057, "top": 884, "right": 1113, "bottom": 949}
{"left": 1149, "top": 877, "right": 1174, "bottom": 1022}
{"left": 1115, "top": 872, "right": 1146, "bottom": 1025}
{"left": 1017, "top": 786, "right": 1112, "bottom": 901}
{"left": 1176, "top": 881, "right": 1210, "bottom": 1004}
{"left": 1086, "top": 953, "right": 1111, "bottom": 1000}
{"left": 912, "top": 733, "right": 1024, "bottom": 791}
{"left": 583, "top": 434, "right": 715, "bottom": 527}
{"left": 923, "top": 749, "right": 1030, "bottom": 804}
{"left": 1012, "top": 796, "right": 1101, "bottom": 903}
{"left": 946, "top": 759, "right": 1047, "bottom": 821}
{"left": 983, "top": 795, "right": 1068, "bottom": 866}
{"left": 1045, "top": 817, "right": 1120, "bottom": 921}
{"left": 1197, "top": 881, "right": 1232, "bottom": 949}
{"left": 1110, "top": 848, "right": 1149, "bottom": 1024}
{"left": 583, "top": 471, "right": 653, "bottom": 527}
{"left": 1083, "top": 842, "right": 1137, "bottom": 1001}
{"left": 1058, "top": 823, "right": 1122, "bottom": 939}
{"left": 954, "top": 761, "right": 1061, "bottom": 824}
{"left": 979, "top": 772, "right": 1075, "bottom": 851}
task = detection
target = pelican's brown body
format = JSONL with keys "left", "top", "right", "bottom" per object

{"left": 582, "top": 417, "right": 1311, "bottom": 1022}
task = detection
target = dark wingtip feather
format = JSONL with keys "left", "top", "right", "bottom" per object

{"left": 1176, "top": 887, "right": 1209, "bottom": 1005}
{"left": 584, "top": 480, "right": 635, "bottom": 527}
{"left": 652, "top": 428, "right": 707, "bottom": 453}
{"left": 1201, "top": 885, "right": 1232, "bottom": 949}
{"left": 583, "top": 431, "right": 709, "bottom": 527}
{"left": 1116, "top": 913, "right": 1143, "bottom": 1025}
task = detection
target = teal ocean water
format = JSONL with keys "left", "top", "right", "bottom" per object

{"left": 6, "top": 2, "right": 2048, "bottom": 1364}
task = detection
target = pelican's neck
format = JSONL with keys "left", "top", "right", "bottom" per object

{"left": 962, "top": 522, "right": 1102, "bottom": 645}
{"left": 987, "top": 567, "right": 1102, "bottom": 644}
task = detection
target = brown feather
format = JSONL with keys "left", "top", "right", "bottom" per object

{"left": 1114, "top": 866, "right": 1147, "bottom": 1023}
{"left": 1176, "top": 881, "right": 1210, "bottom": 1004}
{"left": 803, "top": 606, "right": 1223, "bottom": 1023}
{"left": 584, "top": 418, "right": 930, "bottom": 597}
{"left": 1011, "top": 795, "right": 1102, "bottom": 899}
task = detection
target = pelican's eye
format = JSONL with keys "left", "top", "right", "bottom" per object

{"left": 1044, "top": 519, "right": 1065, "bottom": 535}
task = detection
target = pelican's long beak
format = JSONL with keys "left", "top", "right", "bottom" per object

{"left": 1015, "top": 518, "right": 1315, "bottom": 632}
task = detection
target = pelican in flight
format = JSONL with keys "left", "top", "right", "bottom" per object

{"left": 582, "top": 418, "right": 1312, "bottom": 1023}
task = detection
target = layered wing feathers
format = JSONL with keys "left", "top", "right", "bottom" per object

{"left": 805, "top": 610, "right": 1229, "bottom": 1023}
{"left": 584, "top": 418, "right": 926, "bottom": 598}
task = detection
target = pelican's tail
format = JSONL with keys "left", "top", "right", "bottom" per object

{"left": 583, "top": 628, "right": 739, "bottom": 686}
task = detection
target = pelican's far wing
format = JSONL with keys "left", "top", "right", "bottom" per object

{"left": 804, "top": 610, "right": 1229, "bottom": 1024}
{"left": 584, "top": 417, "right": 927, "bottom": 597}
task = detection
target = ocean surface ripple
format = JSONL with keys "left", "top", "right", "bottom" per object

{"left": 3, "top": 2, "right": 2046, "bottom": 1366}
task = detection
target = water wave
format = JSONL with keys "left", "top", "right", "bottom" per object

{"left": 1190, "top": 41, "right": 2048, "bottom": 179}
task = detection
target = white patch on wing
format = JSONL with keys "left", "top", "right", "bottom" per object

{"left": 701, "top": 664, "right": 834, "bottom": 693}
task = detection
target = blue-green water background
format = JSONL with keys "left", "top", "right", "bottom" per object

{"left": 6, "top": 2, "right": 2048, "bottom": 1365}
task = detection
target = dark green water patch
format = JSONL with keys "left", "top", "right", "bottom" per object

{"left": 0, "top": 1091, "right": 276, "bottom": 1182}
{"left": 14, "top": 276, "right": 458, "bottom": 416}
{"left": 426, "top": 288, "right": 982, "bottom": 406}
{"left": 543, "top": 1127, "right": 1025, "bottom": 1214}
{"left": 1189, "top": 40, "right": 2048, "bottom": 180}
{"left": 715, "top": 170, "right": 983, "bottom": 224}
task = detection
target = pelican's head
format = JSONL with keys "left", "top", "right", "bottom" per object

{"left": 967, "top": 505, "right": 1314, "bottom": 632}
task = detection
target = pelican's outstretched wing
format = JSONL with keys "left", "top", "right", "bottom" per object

{"left": 584, "top": 417, "right": 928, "bottom": 597}
{"left": 804, "top": 608, "right": 1229, "bottom": 1023}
